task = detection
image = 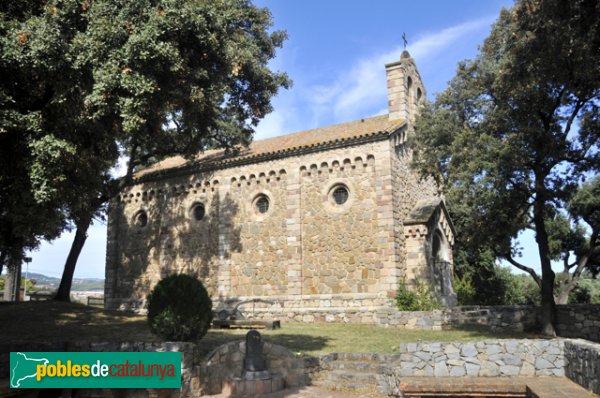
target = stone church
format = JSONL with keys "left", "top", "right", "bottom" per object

{"left": 105, "top": 51, "right": 456, "bottom": 321}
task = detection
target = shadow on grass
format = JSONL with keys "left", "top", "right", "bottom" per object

{"left": 267, "top": 333, "right": 331, "bottom": 353}
{"left": 0, "top": 302, "right": 550, "bottom": 359}
{"left": 197, "top": 329, "right": 331, "bottom": 359}
{"left": 0, "top": 301, "right": 155, "bottom": 346}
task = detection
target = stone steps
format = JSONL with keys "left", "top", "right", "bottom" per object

{"left": 311, "top": 379, "right": 378, "bottom": 392}
{"left": 317, "top": 369, "right": 379, "bottom": 384}
{"left": 315, "top": 354, "right": 393, "bottom": 394}
{"left": 322, "top": 360, "right": 385, "bottom": 373}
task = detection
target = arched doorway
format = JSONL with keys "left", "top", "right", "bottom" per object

{"left": 431, "top": 229, "right": 455, "bottom": 305}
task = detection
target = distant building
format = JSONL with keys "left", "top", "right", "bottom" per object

{"left": 105, "top": 51, "right": 456, "bottom": 320}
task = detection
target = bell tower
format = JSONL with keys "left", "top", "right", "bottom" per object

{"left": 385, "top": 50, "right": 426, "bottom": 124}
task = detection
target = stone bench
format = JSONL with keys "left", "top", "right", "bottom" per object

{"left": 87, "top": 296, "right": 104, "bottom": 308}
{"left": 212, "top": 319, "right": 281, "bottom": 330}
{"left": 399, "top": 377, "right": 596, "bottom": 398}
{"left": 28, "top": 291, "right": 54, "bottom": 301}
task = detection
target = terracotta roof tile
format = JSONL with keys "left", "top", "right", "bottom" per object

{"left": 135, "top": 114, "right": 404, "bottom": 178}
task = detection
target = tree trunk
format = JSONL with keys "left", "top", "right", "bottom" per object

{"left": 54, "top": 215, "right": 92, "bottom": 302}
{"left": 556, "top": 274, "right": 577, "bottom": 305}
{"left": 5, "top": 255, "right": 22, "bottom": 301}
{"left": 532, "top": 178, "right": 556, "bottom": 336}
{"left": 539, "top": 271, "right": 556, "bottom": 335}
{"left": 556, "top": 280, "right": 571, "bottom": 305}
{"left": 556, "top": 234, "right": 596, "bottom": 305}
{"left": 14, "top": 260, "right": 22, "bottom": 301}
{"left": 0, "top": 251, "right": 5, "bottom": 279}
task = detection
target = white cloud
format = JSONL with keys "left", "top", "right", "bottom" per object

{"left": 409, "top": 17, "right": 494, "bottom": 61}
{"left": 327, "top": 16, "right": 494, "bottom": 121}
{"left": 255, "top": 108, "right": 289, "bottom": 140}
{"left": 256, "top": 16, "right": 496, "bottom": 135}
{"left": 118, "top": 19, "right": 496, "bottom": 152}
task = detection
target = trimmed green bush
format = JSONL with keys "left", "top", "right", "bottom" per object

{"left": 147, "top": 274, "right": 213, "bottom": 341}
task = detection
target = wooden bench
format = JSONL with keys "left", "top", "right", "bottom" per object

{"left": 87, "top": 296, "right": 104, "bottom": 308}
{"left": 212, "top": 319, "right": 281, "bottom": 330}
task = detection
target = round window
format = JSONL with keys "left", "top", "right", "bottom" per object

{"left": 254, "top": 195, "right": 270, "bottom": 214}
{"left": 332, "top": 185, "right": 349, "bottom": 205}
{"left": 134, "top": 210, "right": 148, "bottom": 227}
{"left": 192, "top": 203, "right": 205, "bottom": 221}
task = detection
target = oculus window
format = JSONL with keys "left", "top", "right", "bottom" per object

{"left": 254, "top": 194, "right": 270, "bottom": 214}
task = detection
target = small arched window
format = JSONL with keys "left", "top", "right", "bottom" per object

{"left": 191, "top": 203, "right": 205, "bottom": 221}
{"left": 134, "top": 210, "right": 148, "bottom": 228}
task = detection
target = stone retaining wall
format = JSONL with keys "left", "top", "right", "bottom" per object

{"left": 390, "top": 339, "right": 565, "bottom": 378}
{"left": 315, "top": 339, "right": 599, "bottom": 397}
{"left": 2, "top": 338, "right": 599, "bottom": 396}
{"left": 229, "top": 303, "right": 600, "bottom": 342}
{"left": 449, "top": 305, "right": 600, "bottom": 342}
{"left": 555, "top": 305, "right": 600, "bottom": 342}
{"left": 564, "top": 339, "right": 600, "bottom": 395}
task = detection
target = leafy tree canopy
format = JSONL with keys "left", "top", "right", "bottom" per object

{"left": 0, "top": 0, "right": 290, "bottom": 292}
{"left": 412, "top": 0, "right": 599, "bottom": 334}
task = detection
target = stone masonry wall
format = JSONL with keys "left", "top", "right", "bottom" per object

{"left": 105, "top": 177, "right": 225, "bottom": 309}
{"left": 228, "top": 170, "right": 289, "bottom": 297}
{"left": 564, "top": 339, "right": 600, "bottom": 395}
{"left": 555, "top": 304, "right": 600, "bottom": 342}
{"left": 448, "top": 305, "right": 600, "bottom": 342}
{"left": 300, "top": 155, "right": 381, "bottom": 296}
{"left": 389, "top": 132, "right": 456, "bottom": 308}
{"left": 390, "top": 133, "right": 439, "bottom": 286}
{"left": 390, "top": 339, "right": 565, "bottom": 378}
{"left": 392, "top": 305, "right": 599, "bottom": 342}
{"left": 106, "top": 139, "right": 405, "bottom": 313}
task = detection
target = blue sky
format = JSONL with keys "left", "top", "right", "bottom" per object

{"left": 26, "top": 0, "right": 532, "bottom": 279}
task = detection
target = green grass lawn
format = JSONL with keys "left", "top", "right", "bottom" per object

{"left": 0, "top": 301, "right": 540, "bottom": 359}
{"left": 198, "top": 323, "right": 541, "bottom": 358}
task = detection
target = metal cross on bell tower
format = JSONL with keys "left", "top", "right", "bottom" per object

{"left": 402, "top": 32, "right": 408, "bottom": 50}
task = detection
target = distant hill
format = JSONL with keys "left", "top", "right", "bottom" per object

{"left": 26, "top": 273, "right": 104, "bottom": 292}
